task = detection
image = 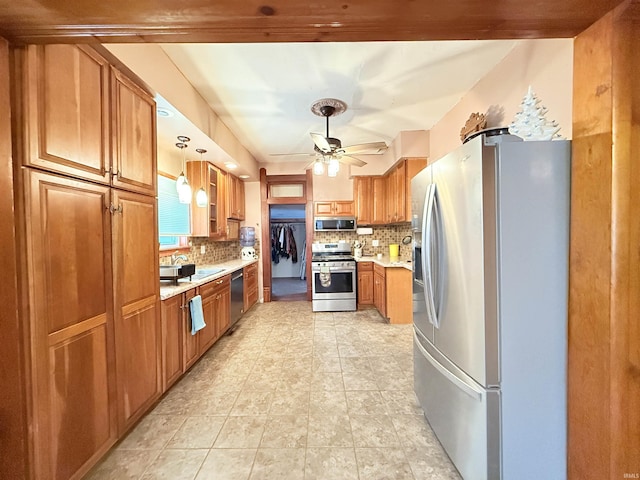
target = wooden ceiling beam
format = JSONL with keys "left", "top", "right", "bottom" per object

{"left": 0, "top": 0, "right": 628, "bottom": 44}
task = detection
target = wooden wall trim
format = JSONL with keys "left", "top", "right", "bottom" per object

{"left": 259, "top": 168, "right": 271, "bottom": 302}
{"left": 569, "top": 1, "right": 640, "bottom": 477}
{"left": 0, "top": 37, "right": 29, "bottom": 480}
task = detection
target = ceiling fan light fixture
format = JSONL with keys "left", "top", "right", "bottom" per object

{"left": 328, "top": 158, "right": 340, "bottom": 177}
{"left": 313, "top": 158, "right": 324, "bottom": 175}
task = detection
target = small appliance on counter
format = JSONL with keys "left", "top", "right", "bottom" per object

{"left": 353, "top": 240, "right": 365, "bottom": 258}
{"left": 240, "top": 226, "right": 257, "bottom": 260}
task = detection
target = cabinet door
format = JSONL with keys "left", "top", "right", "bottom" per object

{"left": 334, "top": 200, "right": 355, "bottom": 216}
{"left": 110, "top": 68, "right": 156, "bottom": 196}
{"left": 314, "top": 201, "right": 334, "bottom": 216}
{"left": 244, "top": 264, "right": 258, "bottom": 311}
{"left": 374, "top": 270, "right": 387, "bottom": 318}
{"left": 395, "top": 161, "right": 407, "bottom": 221}
{"left": 23, "top": 44, "right": 111, "bottom": 184}
{"left": 357, "top": 267, "right": 374, "bottom": 306}
{"left": 24, "top": 170, "right": 116, "bottom": 480}
{"left": 112, "top": 190, "right": 161, "bottom": 433}
{"left": 216, "top": 285, "right": 231, "bottom": 337}
{"left": 354, "top": 177, "right": 372, "bottom": 225}
{"left": 372, "top": 176, "right": 387, "bottom": 224}
{"left": 198, "top": 281, "right": 218, "bottom": 355}
{"left": 237, "top": 177, "right": 245, "bottom": 220}
{"left": 385, "top": 169, "right": 397, "bottom": 223}
{"left": 213, "top": 169, "right": 228, "bottom": 239}
{"left": 183, "top": 289, "right": 199, "bottom": 371}
{"left": 161, "top": 295, "right": 183, "bottom": 392}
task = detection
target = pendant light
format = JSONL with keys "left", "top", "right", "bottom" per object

{"left": 195, "top": 148, "right": 208, "bottom": 208}
{"left": 175, "top": 135, "right": 191, "bottom": 194}
{"left": 176, "top": 140, "right": 192, "bottom": 204}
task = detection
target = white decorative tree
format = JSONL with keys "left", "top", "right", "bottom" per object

{"left": 508, "top": 86, "right": 563, "bottom": 141}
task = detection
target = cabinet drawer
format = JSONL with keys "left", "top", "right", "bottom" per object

{"left": 199, "top": 275, "right": 230, "bottom": 297}
{"left": 358, "top": 261, "right": 373, "bottom": 272}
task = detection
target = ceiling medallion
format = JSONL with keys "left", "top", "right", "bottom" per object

{"left": 311, "top": 98, "right": 347, "bottom": 117}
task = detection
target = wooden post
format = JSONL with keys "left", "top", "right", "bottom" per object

{"left": 569, "top": 1, "right": 640, "bottom": 477}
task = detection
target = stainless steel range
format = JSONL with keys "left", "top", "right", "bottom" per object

{"left": 311, "top": 242, "right": 356, "bottom": 312}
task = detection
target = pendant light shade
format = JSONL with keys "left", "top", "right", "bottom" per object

{"left": 178, "top": 181, "right": 192, "bottom": 204}
{"left": 327, "top": 157, "right": 340, "bottom": 177}
{"left": 195, "top": 148, "right": 208, "bottom": 208}
{"left": 313, "top": 158, "right": 324, "bottom": 175}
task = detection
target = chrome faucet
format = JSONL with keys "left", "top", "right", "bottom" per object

{"left": 171, "top": 252, "right": 189, "bottom": 265}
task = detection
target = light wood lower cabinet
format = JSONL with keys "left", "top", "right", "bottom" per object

{"left": 368, "top": 263, "right": 412, "bottom": 324}
{"left": 373, "top": 264, "right": 387, "bottom": 317}
{"left": 357, "top": 262, "right": 374, "bottom": 306}
{"left": 244, "top": 263, "right": 259, "bottom": 311}
{"left": 160, "top": 288, "right": 197, "bottom": 391}
{"left": 199, "top": 275, "right": 230, "bottom": 355}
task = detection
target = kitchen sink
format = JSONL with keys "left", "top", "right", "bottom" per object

{"left": 189, "top": 268, "right": 225, "bottom": 280}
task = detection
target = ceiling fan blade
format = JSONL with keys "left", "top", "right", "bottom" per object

{"left": 340, "top": 141, "right": 388, "bottom": 155}
{"left": 310, "top": 132, "right": 332, "bottom": 153}
{"left": 338, "top": 155, "right": 367, "bottom": 167}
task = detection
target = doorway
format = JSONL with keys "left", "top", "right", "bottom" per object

{"left": 269, "top": 204, "right": 307, "bottom": 301}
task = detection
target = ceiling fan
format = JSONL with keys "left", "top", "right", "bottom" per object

{"left": 273, "top": 98, "right": 388, "bottom": 171}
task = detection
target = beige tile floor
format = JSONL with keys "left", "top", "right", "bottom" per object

{"left": 87, "top": 301, "right": 461, "bottom": 480}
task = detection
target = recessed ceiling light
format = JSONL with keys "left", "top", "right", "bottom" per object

{"left": 239, "top": 174, "right": 250, "bottom": 179}
{"left": 157, "top": 107, "right": 174, "bottom": 118}
{"left": 224, "top": 162, "right": 238, "bottom": 170}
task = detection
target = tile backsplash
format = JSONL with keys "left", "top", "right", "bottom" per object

{"left": 160, "top": 237, "right": 262, "bottom": 266}
{"left": 313, "top": 224, "right": 413, "bottom": 259}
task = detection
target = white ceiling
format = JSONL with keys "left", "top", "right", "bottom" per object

{"left": 157, "top": 40, "right": 518, "bottom": 166}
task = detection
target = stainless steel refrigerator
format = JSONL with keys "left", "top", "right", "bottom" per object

{"left": 411, "top": 133, "right": 570, "bottom": 480}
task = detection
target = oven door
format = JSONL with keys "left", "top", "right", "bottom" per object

{"left": 311, "top": 263, "right": 356, "bottom": 300}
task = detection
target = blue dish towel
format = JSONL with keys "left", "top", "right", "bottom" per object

{"left": 189, "top": 295, "right": 206, "bottom": 335}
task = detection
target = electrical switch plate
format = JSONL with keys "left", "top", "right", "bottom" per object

{"left": 372, "top": 239, "right": 380, "bottom": 247}
{"left": 200, "top": 245, "right": 206, "bottom": 254}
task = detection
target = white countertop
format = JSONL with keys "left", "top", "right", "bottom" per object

{"left": 354, "top": 255, "right": 413, "bottom": 271}
{"left": 159, "top": 258, "right": 258, "bottom": 300}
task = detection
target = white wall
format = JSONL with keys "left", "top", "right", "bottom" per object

{"left": 429, "top": 39, "right": 573, "bottom": 161}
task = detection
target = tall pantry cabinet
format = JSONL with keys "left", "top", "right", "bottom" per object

{"left": 14, "top": 44, "right": 159, "bottom": 480}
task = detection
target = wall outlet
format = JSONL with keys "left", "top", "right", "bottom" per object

{"left": 371, "top": 239, "right": 380, "bottom": 247}
{"left": 200, "top": 245, "right": 206, "bottom": 255}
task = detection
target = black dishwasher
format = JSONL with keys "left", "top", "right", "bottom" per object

{"left": 230, "top": 270, "right": 244, "bottom": 329}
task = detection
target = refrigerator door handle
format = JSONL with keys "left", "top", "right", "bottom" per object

{"left": 423, "top": 184, "right": 439, "bottom": 327}
{"left": 414, "top": 331, "right": 483, "bottom": 400}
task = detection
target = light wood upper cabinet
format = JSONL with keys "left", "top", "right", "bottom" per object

{"left": 228, "top": 174, "right": 245, "bottom": 220}
{"left": 188, "top": 161, "right": 228, "bottom": 239}
{"left": 23, "top": 169, "right": 116, "bottom": 480}
{"left": 314, "top": 200, "right": 355, "bottom": 216}
{"left": 20, "top": 44, "right": 157, "bottom": 196}
{"left": 110, "top": 67, "right": 156, "bottom": 196}
{"left": 353, "top": 177, "right": 372, "bottom": 225}
{"left": 354, "top": 176, "right": 386, "bottom": 225}
{"left": 22, "top": 44, "right": 111, "bottom": 184}
{"left": 386, "top": 158, "right": 427, "bottom": 224}
{"left": 111, "top": 189, "right": 161, "bottom": 434}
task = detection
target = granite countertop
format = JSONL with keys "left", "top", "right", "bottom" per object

{"left": 159, "top": 258, "right": 258, "bottom": 300}
{"left": 354, "top": 255, "right": 413, "bottom": 271}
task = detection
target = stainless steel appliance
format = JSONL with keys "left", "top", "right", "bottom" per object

{"left": 412, "top": 133, "right": 570, "bottom": 480}
{"left": 314, "top": 216, "right": 356, "bottom": 232}
{"left": 230, "top": 271, "right": 244, "bottom": 328}
{"left": 311, "top": 242, "right": 356, "bottom": 312}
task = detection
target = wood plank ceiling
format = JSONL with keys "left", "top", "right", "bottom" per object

{"left": 0, "top": 0, "right": 627, "bottom": 44}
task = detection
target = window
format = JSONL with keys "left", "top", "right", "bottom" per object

{"left": 158, "top": 174, "right": 190, "bottom": 250}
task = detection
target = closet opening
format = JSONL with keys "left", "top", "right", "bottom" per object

{"left": 269, "top": 204, "right": 307, "bottom": 301}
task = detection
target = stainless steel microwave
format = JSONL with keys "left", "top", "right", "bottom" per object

{"left": 314, "top": 216, "right": 357, "bottom": 232}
